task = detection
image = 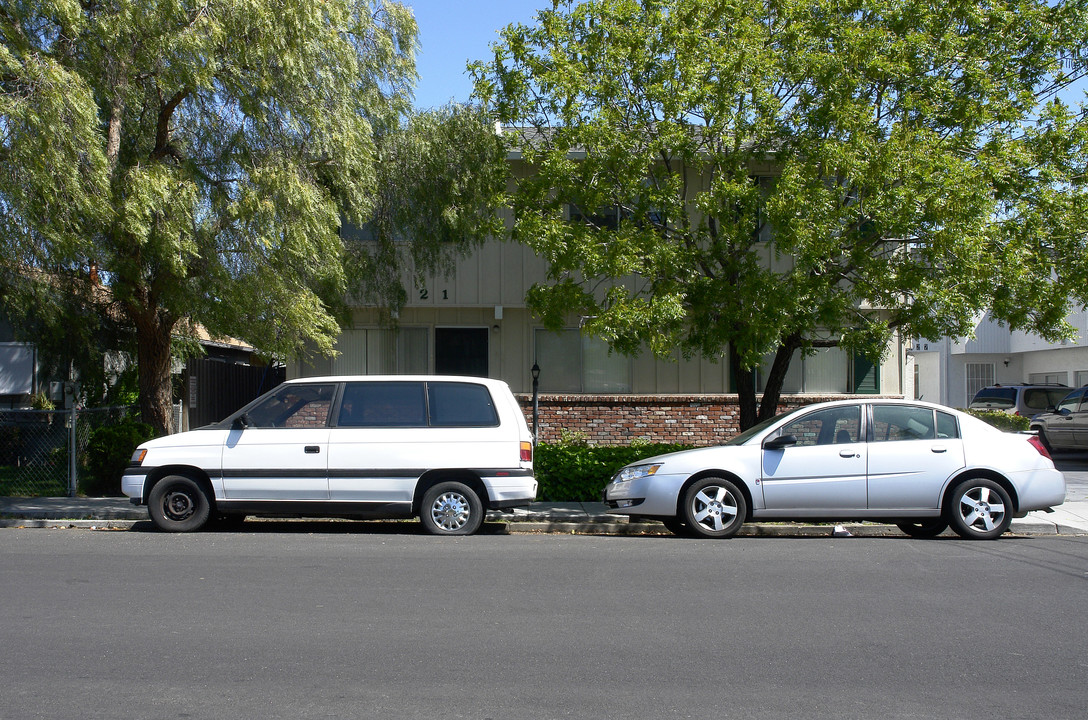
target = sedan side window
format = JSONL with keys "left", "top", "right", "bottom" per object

{"left": 936, "top": 411, "right": 960, "bottom": 439}
{"left": 872, "top": 405, "right": 935, "bottom": 442}
{"left": 777, "top": 406, "right": 861, "bottom": 447}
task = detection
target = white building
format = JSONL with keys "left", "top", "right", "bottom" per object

{"left": 911, "top": 310, "right": 1088, "bottom": 408}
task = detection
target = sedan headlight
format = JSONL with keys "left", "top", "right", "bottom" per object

{"left": 613, "top": 463, "right": 662, "bottom": 484}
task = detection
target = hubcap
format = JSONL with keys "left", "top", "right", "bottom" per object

{"left": 163, "top": 491, "right": 195, "bottom": 521}
{"left": 959, "top": 486, "right": 1006, "bottom": 533}
{"left": 430, "top": 491, "right": 471, "bottom": 532}
{"left": 692, "top": 485, "right": 738, "bottom": 533}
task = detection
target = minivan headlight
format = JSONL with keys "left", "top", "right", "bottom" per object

{"left": 613, "top": 464, "right": 662, "bottom": 484}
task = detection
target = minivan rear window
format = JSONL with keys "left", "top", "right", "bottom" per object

{"left": 971, "top": 387, "right": 1016, "bottom": 408}
{"left": 428, "top": 382, "right": 499, "bottom": 427}
{"left": 335, "top": 381, "right": 499, "bottom": 428}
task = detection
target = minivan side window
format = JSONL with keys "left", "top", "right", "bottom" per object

{"left": 246, "top": 384, "right": 337, "bottom": 428}
{"left": 338, "top": 382, "right": 427, "bottom": 427}
{"left": 428, "top": 382, "right": 499, "bottom": 427}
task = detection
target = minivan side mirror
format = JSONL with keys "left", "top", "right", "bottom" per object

{"left": 763, "top": 434, "right": 798, "bottom": 451}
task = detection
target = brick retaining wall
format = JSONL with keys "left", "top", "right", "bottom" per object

{"left": 516, "top": 394, "right": 902, "bottom": 446}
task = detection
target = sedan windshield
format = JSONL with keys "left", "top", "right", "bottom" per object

{"left": 723, "top": 406, "right": 808, "bottom": 446}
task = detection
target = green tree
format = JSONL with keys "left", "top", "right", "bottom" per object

{"left": 472, "top": 0, "right": 1088, "bottom": 428}
{"left": 1, "top": 1, "right": 506, "bottom": 435}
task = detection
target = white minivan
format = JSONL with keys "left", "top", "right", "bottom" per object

{"left": 122, "top": 376, "right": 537, "bottom": 535}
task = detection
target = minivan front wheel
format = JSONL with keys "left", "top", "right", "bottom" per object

{"left": 148, "top": 475, "right": 211, "bottom": 533}
{"left": 420, "top": 481, "right": 484, "bottom": 536}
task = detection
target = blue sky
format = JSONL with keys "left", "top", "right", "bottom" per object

{"left": 405, "top": 0, "right": 1087, "bottom": 110}
{"left": 407, "top": 0, "right": 543, "bottom": 109}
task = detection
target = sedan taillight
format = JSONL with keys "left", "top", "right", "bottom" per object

{"left": 1027, "top": 435, "right": 1051, "bottom": 459}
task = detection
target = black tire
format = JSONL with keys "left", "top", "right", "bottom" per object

{"left": 208, "top": 513, "right": 247, "bottom": 530}
{"left": 945, "top": 478, "right": 1012, "bottom": 540}
{"left": 661, "top": 517, "right": 695, "bottom": 537}
{"left": 681, "top": 476, "right": 747, "bottom": 538}
{"left": 420, "top": 481, "right": 484, "bottom": 536}
{"left": 148, "top": 475, "right": 211, "bottom": 533}
{"left": 895, "top": 520, "right": 948, "bottom": 538}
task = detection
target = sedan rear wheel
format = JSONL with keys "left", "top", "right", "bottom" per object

{"left": 946, "top": 478, "right": 1012, "bottom": 540}
{"left": 895, "top": 520, "right": 948, "bottom": 538}
{"left": 681, "top": 477, "right": 746, "bottom": 539}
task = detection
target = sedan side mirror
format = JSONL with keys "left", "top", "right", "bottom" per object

{"left": 763, "top": 434, "right": 798, "bottom": 451}
{"left": 232, "top": 413, "right": 251, "bottom": 430}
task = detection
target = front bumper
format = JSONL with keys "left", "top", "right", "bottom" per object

{"left": 121, "top": 467, "right": 148, "bottom": 504}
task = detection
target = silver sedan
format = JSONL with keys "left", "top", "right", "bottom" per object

{"left": 604, "top": 399, "right": 1066, "bottom": 539}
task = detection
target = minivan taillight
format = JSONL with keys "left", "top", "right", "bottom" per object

{"left": 520, "top": 441, "right": 533, "bottom": 463}
{"left": 1027, "top": 435, "right": 1051, "bottom": 459}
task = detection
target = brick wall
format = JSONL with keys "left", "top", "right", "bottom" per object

{"left": 516, "top": 394, "right": 901, "bottom": 446}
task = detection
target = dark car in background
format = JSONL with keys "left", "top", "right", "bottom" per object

{"left": 968, "top": 384, "right": 1070, "bottom": 417}
{"left": 1030, "top": 387, "right": 1088, "bottom": 452}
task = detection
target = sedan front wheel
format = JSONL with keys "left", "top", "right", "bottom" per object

{"left": 681, "top": 477, "right": 746, "bottom": 539}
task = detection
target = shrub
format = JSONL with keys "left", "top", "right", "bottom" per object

{"left": 80, "top": 419, "right": 155, "bottom": 496}
{"left": 535, "top": 440, "right": 694, "bottom": 502}
{"left": 963, "top": 409, "right": 1031, "bottom": 433}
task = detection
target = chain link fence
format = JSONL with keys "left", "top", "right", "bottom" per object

{"left": 0, "top": 406, "right": 140, "bottom": 497}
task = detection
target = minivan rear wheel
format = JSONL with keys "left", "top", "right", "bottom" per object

{"left": 420, "top": 481, "right": 484, "bottom": 536}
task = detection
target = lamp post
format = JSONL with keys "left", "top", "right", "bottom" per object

{"left": 531, "top": 362, "right": 540, "bottom": 446}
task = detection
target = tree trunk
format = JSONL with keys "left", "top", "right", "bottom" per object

{"left": 757, "top": 333, "right": 803, "bottom": 423}
{"left": 731, "top": 344, "right": 759, "bottom": 430}
{"left": 732, "top": 334, "right": 803, "bottom": 431}
{"left": 135, "top": 316, "right": 175, "bottom": 437}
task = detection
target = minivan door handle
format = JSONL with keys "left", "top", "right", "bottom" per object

{"left": 304, "top": 446, "right": 320, "bottom": 454}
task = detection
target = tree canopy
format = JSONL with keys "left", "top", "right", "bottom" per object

{"left": 1, "top": 0, "right": 506, "bottom": 434}
{"left": 472, "top": 0, "right": 1088, "bottom": 428}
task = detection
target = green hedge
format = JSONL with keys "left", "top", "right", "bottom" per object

{"left": 535, "top": 440, "right": 694, "bottom": 502}
{"left": 963, "top": 409, "right": 1031, "bottom": 432}
{"left": 80, "top": 419, "right": 155, "bottom": 496}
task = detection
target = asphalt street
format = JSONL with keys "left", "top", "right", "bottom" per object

{"left": 1, "top": 529, "right": 1086, "bottom": 720}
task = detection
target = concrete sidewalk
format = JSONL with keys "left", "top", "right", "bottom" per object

{"left": 1, "top": 496, "right": 1086, "bottom": 536}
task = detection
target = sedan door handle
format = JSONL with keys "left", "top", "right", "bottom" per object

{"left": 931, "top": 445, "right": 947, "bottom": 453}
{"left": 839, "top": 449, "right": 859, "bottom": 458}
{"left": 304, "top": 446, "right": 321, "bottom": 454}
